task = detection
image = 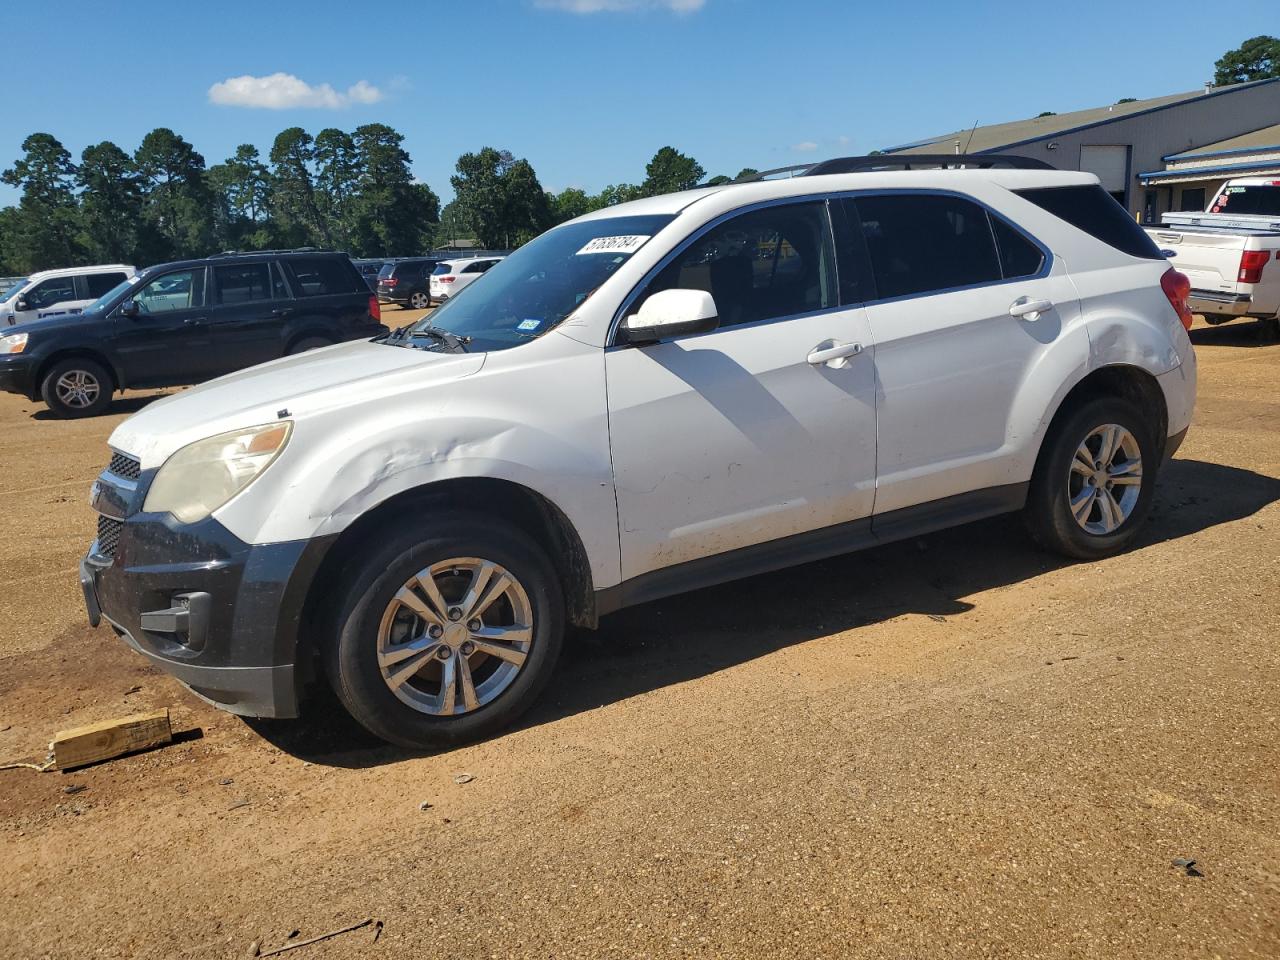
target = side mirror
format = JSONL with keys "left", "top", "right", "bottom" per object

{"left": 118, "top": 299, "right": 140, "bottom": 319}
{"left": 15, "top": 299, "right": 28, "bottom": 312}
{"left": 623, "top": 289, "right": 719, "bottom": 344}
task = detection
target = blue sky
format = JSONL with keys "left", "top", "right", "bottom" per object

{"left": 2, "top": 0, "right": 1272, "bottom": 206}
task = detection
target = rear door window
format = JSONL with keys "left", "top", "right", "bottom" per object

{"left": 213, "top": 263, "right": 277, "bottom": 304}
{"left": 85, "top": 272, "right": 128, "bottom": 298}
{"left": 282, "top": 257, "right": 362, "bottom": 297}
{"left": 1016, "top": 184, "right": 1163, "bottom": 260}
{"left": 846, "top": 194, "right": 1001, "bottom": 299}
{"left": 990, "top": 217, "right": 1045, "bottom": 279}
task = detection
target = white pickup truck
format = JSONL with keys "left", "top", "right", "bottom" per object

{"left": 1146, "top": 178, "right": 1280, "bottom": 336}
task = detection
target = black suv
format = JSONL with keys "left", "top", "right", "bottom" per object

{"left": 376, "top": 258, "right": 442, "bottom": 309}
{"left": 0, "top": 250, "right": 386, "bottom": 418}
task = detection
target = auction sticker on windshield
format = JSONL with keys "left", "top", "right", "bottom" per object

{"left": 576, "top": 235, "right": 650, "bottom": 256}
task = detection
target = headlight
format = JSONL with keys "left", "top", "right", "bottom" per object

{"left": 0, "top": 333, "right": 28, "bottom": 354}
{"left": 143, "top": 422, "right": 292, "bottom": 524}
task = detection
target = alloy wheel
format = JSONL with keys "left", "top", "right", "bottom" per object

{"left": 1067, "top": 423, "right": 1143, "bottom": 535}
{"left": 376, "top": 557, "right": 533, "bottom": 716}
{"left": 410, "top": 292, "right": 429, "bottom": 309}
{"left": 55, "top": 370, "right": 101, "bottom": 409}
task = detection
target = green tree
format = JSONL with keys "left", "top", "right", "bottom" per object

{"left": 736, "top": 167, "right": 760, "bottom": 178}
{"left": 641, "top": 146, "right": 705, "bottom": 197}
{"left": 268, "top": 127, "right": 326, "bottom": 248}
{"left": 135, "top": 128, "right": 214, "bottom": 259}
{"left": 314, "top": 128, "right": 359, "bottom": 250}
{"left": 349, "top": 123, "right": 437, "bottom": 256}
{"left": 1, "top": 133, "right": 83, "bottom": 271}
{"left": 209, "top": 145, "right": 275, "bottom": 251}
{"left": 77, "top": 141, "right": 145, "bottom": 263}
{"left": 1214, "top": 35, "right": 1280, "bottom": 85}
{"left": 451, "top": 147, "right": 552, "bottom": 249}
{"left": 704, "top": 174, "right": 733, "bottom": 186}
{"left": 595, "top": 182, "right": 643, "bottom": 207}
{"left": 435, "top": 199, "right": 477, "bottom": 248}
{"left": 551, "top": 187, "right": 598, "bottom": 223}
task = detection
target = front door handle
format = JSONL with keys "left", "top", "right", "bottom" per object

{"left": 183, "top": 316, "right": 208, "bottom": 326}
{"left": 271, "top": 307, "right": 294, "bottom": 318}
{"left": 807, "top": 340, "right": 863, "bottom": 367}
{"left": 1009, "top": 297, "right": 1053, "bottom": 321}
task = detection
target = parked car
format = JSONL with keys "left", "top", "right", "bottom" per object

{"left": 2, "top": 264, "right": 136, "bottom": 327}
{"left": 80, "top": 156, "right": 1196, "bottom": 749}
{"left": 0, "top": 249, "right": 385, "bottom": 418}
{"left": 1145, "top": 178, "right": 1280, "bottom": 337}
{"left": 376, "top": 258, "right": 444, "bottom": 309}
{"left": 429, "top": 257, "right": 505, "bottom": 302}
{"left": 351, "top": 258, "right": 390, "bottom": 291}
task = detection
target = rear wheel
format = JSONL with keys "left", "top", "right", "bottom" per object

{"left": 1258, "top": 316, "right": 1280, "bottom": 342}
{"left": 324, "top": 516, "right": 565, "bottom": 749}
{"left": 409, "top": 291, "right": 430, "bottom": 310}
{"left": 1024, "top": 397, "right": 1160, "bottom": 560}
{"left": 286, "top": 336, "right": 332, "bottom": 355}
{"left": 40, "top": 357, "right": 113, "bottom": 418}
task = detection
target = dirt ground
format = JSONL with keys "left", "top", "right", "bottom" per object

{"left": 1, "top": 315, "right": 1277, "bottom": 960}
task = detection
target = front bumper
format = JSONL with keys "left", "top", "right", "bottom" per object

{"left": 82, "top": 490, "right": 334, "bottom": 718}
{"left": 0, "top": 354, "right": 35, "bottom": 397}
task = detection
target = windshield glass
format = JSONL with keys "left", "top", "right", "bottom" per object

{"left": 84, "top": 274, "right": 141, "bottom": 313}
{"left": 1211, "top": 184, "right": 1280, "bottom": 217}
{"left": 1, "top": 278, "right": 29, "bottom": 302}
{"left": 406, "top": 214, "right": 674, "bottom": 351}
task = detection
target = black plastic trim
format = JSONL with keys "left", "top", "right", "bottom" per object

{"left": 595, "top": 482, "right": 1029, "bottom": 616}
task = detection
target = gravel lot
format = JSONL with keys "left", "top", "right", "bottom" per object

{"left": 1, "top": 316, "right": 1277, "bottom": 959}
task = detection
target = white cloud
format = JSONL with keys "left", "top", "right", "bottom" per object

{"left": 792, "top": 141, "right": 819, "bottom": 153}
{"left": 535, "top": 0, "right": 705, "bottom": 13}
{"left": 208, "top": 73, "right": 384, "bottom": 110}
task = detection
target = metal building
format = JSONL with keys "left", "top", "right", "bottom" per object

{"left": 885, "top": 78, "right": 1280, "bottom": 223}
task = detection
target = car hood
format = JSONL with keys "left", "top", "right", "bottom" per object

{"left": 110, "top": 338, "right": 486, "bottom": 469}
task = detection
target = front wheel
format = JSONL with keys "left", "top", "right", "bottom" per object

{"left": 1024, "top": 397, "right": 1160, "bottom": 560}
{"left": 409, "top": 291, "right": 430, "bottom": 310}
{"left": 323, "top": 516, "right": 565, "bottom": 749}
{"left": 40, "top": 357, "right": 113, "bottom": 418}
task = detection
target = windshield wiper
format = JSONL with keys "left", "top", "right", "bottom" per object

{"left": 409, "top": 326, "right": 471, "bottom": 353}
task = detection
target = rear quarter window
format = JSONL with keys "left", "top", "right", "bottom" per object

{"left": 1016, "top": 185, "right": 1163, "bottom": 260}
{"left": 282, "top": 257, "right": 363, "bottom": 297}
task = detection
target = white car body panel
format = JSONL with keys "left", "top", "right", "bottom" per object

{"left": 1, "top": 263, "right": 136, "bottom": 327}
{"left": 106, "top": 167, "right": 1196, "bottom": 601}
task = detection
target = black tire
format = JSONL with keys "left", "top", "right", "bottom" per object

{"left": 408, "top": 291, "right": 430, "bottom": 310}
{"left": 286, "top": 336, "right": 332, "bottom": 355}
{"left": 1258, "top": 316, "right": 1280, "bottom": 342}
{"left": 1024, "top": 396, "right": 1161, "bottom": 560}
{"left": 323, "top": 515, "right": 565, "bottom": 750}
{"left": 39, "top": 356, "right": 113, "bottom": 418}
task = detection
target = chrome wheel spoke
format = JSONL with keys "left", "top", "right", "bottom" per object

{"left": 457, "top": 561, "right": 496, "bottom": 618}
{"left": 438, "top": 654, "right": 457, "bottom": 715}
{"left": 378, "top": 634, "right": 439, "bottom": 667}
{"left": 384, "top": 642, "right": 443, "bottom": 689}
{"left": 458, "top": 654, "right": 479, "bottom": 711}
{"left": 468, "top": 571, "right": 513, "bottom": 621}
{"left": 1095, "top": 489, "right": 1121, "bottom": 532}
{"left": 1097, "top": 425, "right": 1121, "bottom": 466}
{"left": 1071, "top": 446, "right": 1095, "bottom": 476}
{"left": 393, "top": 586, "right": 443, "bottom": 627}
{"left": 413, "top": 572, "right": 451, "bottom": 623}
{"left": 470, "top": 634, "right": 529, "bottom": 667}
{"left": 1071, "top": 486, "right": 1096, "bottom": 522}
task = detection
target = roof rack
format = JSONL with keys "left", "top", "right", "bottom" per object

{"left": 734, "top": 153, "right": 1052, "bottom": 183}
{"left": 208, "top": 247, "right": 335, "bottom": 258}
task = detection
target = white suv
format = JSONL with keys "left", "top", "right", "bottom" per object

{"left": 1, "top": 264, "right": 136, "bottom": 327}
{"left": 81, "top": 156, "right": 1197, "bottom": 749}
{"left": 429, "top": 257, "right": 504, "bottom": 301}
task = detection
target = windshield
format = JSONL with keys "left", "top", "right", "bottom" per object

{"left": 1211, "top": 184, "right": 1280, "bottom": 217}
{"left": 406, "top": 214, "right": 674, "bottom": 351}
{"left": 84, "top": 274, "right": 141, "bottom": 313}
{"left": 1, "top": 278, "right": 28, "bottom": 302}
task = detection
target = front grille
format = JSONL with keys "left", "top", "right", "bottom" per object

{"left": 107, "top": 452, "right": 141, "bottom": 481}
{"left": 97, "top": 515, "right": 123, "bottom": 558}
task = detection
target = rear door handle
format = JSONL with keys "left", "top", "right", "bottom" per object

{"left": 807, "top": 341, "right": 863, "bottom": 366}
{"left": 183, "top": 316, "right": 208, "bottom": 326}
{"left": 1009, "top": 297, "right": 1053, "bottom": 320}
{"left": 271, "top": 307, "right": 294, "bottom": 318}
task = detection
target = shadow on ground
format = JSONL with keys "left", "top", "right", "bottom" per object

{"left": 247, "top": 458, "right": 1280, "bottom": 767}
{"left": 30, "top": 393, "right": 170, "bottom": 421}
{"left": 1189, "top": 318, "right": 1279, "bottom": 349}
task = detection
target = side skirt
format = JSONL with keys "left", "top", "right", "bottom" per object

{"left": 594, "top": 482, "right": 1029, "bottom": 617}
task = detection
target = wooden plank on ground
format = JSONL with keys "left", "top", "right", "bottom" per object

{"left": 52, "top": 708, "right": 172, "bottom": 771}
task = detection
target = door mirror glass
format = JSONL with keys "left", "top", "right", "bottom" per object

{"left": 118, "top": 299, "right": 140, "bottom": 319}
{"left": 623, "top": 289, "right": 719, "bottom": 343}
{"left": 15, "top": 299, "right": 28, "bottom": 312}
